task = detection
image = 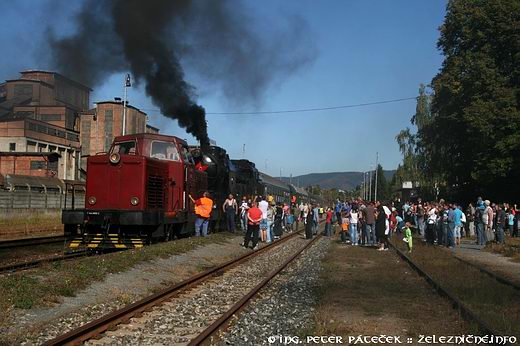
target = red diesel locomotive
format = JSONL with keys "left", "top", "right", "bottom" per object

{"left": 62, "top": 133, "right": 207, "bottom": 249}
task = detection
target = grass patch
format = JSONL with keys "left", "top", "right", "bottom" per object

{"left": 0, "top": 232, "right": 235, "bottom": 313}
{"left": 484, "top": 237, "right": 520, "bottom": 262}
{"left": 0, "top": 212, "right": 62, "bottom": 239}
{"left": 311, "top": 240, "right": 468, "bottom": 339}
{"left": 393, "top": 238, "right": 520, "bottom": 336}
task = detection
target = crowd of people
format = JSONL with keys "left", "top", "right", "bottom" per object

{"left": 324, "top": 197, "right": 519, "bottom": 252}
{"left": 191, "top": 191, "right": 519, "bottom": 253}
{"left": 239, "top": 195, "right": 321, "bottom": 250}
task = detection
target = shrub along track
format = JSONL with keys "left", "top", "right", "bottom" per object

{"left": 389, "top": 239, "right": 520, "bottom": 339}
{"left": 42, "top": 230, "right": 322, "bottom": 345}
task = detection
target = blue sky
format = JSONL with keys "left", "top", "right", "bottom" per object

{"left": 0, "top": 0, "right": 447, "bottom": 177}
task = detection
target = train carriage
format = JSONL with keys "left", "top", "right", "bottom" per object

{"left": 289, "top": 183, "right": 309, "bottom": 205}
{"left": 258, "top": 172, "right": 291, "bottom": 204}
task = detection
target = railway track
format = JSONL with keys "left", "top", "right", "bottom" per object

{"left": 41, "top": 231, "right": 322, "bottom": 345}
{"left": 0, "top": 235, "right": 65, "bottom": 249}
{"left": 0, "top": 250, "right": 90, "bottom": 274}
{"left": 190, "top": 234, "right": 321, "bottom": 345}
{"left": 451, "top": 253, "right": 520, "bottom": 291}
{"left": 388, "top": 241, "right": 505, "bottom": 338}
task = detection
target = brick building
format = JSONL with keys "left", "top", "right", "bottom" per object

{"left": 0, "top": 70, "right": 90, "bottom": 180}
{"left": 0, "top": 152, "right": 60, "bottom": 177}
{"left": 79, "top": 100, "right": 151, "bottom": 168}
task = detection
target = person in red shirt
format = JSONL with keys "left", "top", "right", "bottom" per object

{"left": 324, "top": 208, "right": 333, "bottom": 236}
{"left": 243, "top": 202, "right": 263, "bottom": 250}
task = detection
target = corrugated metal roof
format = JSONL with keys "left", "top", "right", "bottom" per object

{"left": 0, "top": 152, "right": 61, "bottom": 158}
{"left": 259, "top": 172, "right": 290, "bottom": 191}
{"left": 290, "top": 183, "right": 308, "bottom": 196}
{"left": 2, "top": 174, "right": 64, "bottom": 189}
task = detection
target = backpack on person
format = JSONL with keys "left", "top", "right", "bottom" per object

{"left": 474, "top": 208, "right": 483, "bottom": 224}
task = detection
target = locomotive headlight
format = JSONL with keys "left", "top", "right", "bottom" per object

{"left": 109, "top": 152, "right": 121, "bottom": 164}
{"left": 130, "top": 197, "right": 140, "bottom": 206}
{"left": 88, "top": 196, "right": 97, "bottom": 205}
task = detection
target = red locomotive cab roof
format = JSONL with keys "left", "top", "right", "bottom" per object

{"left": 109, "top": 133, "right": 196, "bottom": 165}
{"left": 113, "top": 133, "right": 188, "bottom": 147}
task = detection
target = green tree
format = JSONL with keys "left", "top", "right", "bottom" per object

{"left": 412, "top": 0, "right": 520, "bottom": 200}
{"left": 393, "top": 85, "right": 441, "bottom": 200}
{"left": 372, "top": 164, "right": 391, "bottom": 202}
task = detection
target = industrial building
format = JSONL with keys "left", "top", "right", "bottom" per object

{"left": 0, "top": 70, "right": 90, "bottom": 180}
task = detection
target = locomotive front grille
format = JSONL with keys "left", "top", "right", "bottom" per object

{"left": 147, "top": 175, "right": 164, "bottom": 208}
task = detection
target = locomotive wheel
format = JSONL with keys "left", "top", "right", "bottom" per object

{"left": 64, "top": 224, "right": 80, "bottom": 238}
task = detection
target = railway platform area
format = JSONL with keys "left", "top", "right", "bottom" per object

{"left": 452, "top": 240, "right": 520, "bottom": 287}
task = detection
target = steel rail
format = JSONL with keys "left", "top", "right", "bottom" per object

{"left": 451, "top": 254, "right": 520, "bottom": 291}
{"left": 189, "top": 234, "right": 323, "bottom": 346}
{"left": 42, "top": 230, "right": 306, "bottom": 346}
{"left": 388, "top": 241, "right": 502, "bottom": 337}
{"left": 0, "top": 251, "right": 90, "bottom": 274}
{"left": 0, "top": 235, "right": 65, "bottom": 249}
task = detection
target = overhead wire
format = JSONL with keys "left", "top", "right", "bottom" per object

{"left": 138, "top": 96, "right": 417, "bottom": 115}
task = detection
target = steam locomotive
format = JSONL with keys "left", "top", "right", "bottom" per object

{"left": 62, "top": 132, "right": 321, "bottom": 249}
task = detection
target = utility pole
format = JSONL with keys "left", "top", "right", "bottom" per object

{"left": 362, "top": 172, "right": 366, "bottom": 200}
{"left": 374, "top": 152, "right": 379, "bottom": 202}
{"left": 122, "top": 73, "right": 131, "bottom": 135}
{"left": 369, "top": 165, "right": 372, "bottom": 202}
{"left": 366, "top": 172, "right": 369, "bottom": 200}
{"left": 242, "top": 144, "right": 245, "bottom": 158}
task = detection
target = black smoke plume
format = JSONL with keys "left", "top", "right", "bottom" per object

{"left": 47, "top": 0, "right": 315, "bottom": 145}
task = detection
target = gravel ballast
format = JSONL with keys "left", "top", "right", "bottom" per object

{"left": 86, "top": 236, "right": 318, "bottom": 345}
{"left": 7, "top": 235, "right": 245, "bottom": 345}
{"left": 218, "top": 237, "right": 329, "bottom": 346}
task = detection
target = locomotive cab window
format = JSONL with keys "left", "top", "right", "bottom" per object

{"left": 111, "top": 141, "right": 137, "bottom": 155}
{"left": 151, "top": 141, "right": 180, "bottom": 161}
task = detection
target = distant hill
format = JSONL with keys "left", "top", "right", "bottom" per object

{"left": 281, "top": 170, "right": 395, "bottom": 191}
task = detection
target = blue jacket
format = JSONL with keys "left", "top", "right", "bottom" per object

{"left": 453, "top": 208, "right": 463, "bottom": 226}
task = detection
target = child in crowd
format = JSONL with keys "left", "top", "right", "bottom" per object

{"left": 403, "top": 221, "right": 413, "bottom": 253}
{"left": 340, "top": 212, "right": 350, "bottom": 244}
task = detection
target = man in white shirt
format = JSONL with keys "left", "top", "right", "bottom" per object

{"left": 426, "top": 206, "right": 438, "bottom": 245}
{"left": 239, "top": 197, "right": 249, "bottom": 232}
{"left": 258, "top": 197, "right": 269, "bottom": 238}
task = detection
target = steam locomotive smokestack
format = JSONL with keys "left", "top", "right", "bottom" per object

{"left": 47, "top": 0, "right": 315, "bottom": 146}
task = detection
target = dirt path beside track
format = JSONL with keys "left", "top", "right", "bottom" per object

{"left": 312, "top": 241, "right": 469, "bottom": 344}
{"left": 454, "top": 240, "right": 520, "bottom": 287}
